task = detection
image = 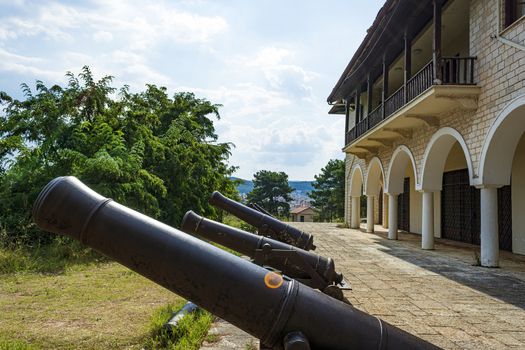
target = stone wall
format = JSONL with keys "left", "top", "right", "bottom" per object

{"left": 344, "top": 0, "right": 525, "bottom": 225}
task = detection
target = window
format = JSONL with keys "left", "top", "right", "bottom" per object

{"left": 505, "top": 0, "right": 525, "bottom": 28}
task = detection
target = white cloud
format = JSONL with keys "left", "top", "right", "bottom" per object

{"left": 0, "top": 1, "right": 228, "bottom": 48}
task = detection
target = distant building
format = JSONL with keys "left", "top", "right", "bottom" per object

{"left": 327, "top": 0, "right": 525, "bottom": 267}
{"left": 290, "top": 206, "right": 317, "bottom": 222}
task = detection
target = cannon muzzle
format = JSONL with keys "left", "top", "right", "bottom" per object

{"left": 33, "top": 177, "right": 439, "bottom": 350}
{"left": 209, "top": 191, "right": 315, "bottom": 251}
{"left": 181, "top": 210, "right": 343, "bottom": 290}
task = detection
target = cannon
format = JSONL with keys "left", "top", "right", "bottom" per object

{"left": 248, "top": 202, "right": 274, "bottom": 217}
{"left": 210, "top": 191, "right": 316, "bottom": 251}
{"left": 181, "top": 210, "right": 349, "bottom": 301}
{"left": 33, "top": 177, "right": 440, "bottom": 350}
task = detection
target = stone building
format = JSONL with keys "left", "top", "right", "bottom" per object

{"left": 290, "top": 206, "right": 317, "bottom": 222}
{"left": 327, "top": 0, "right": 525, "bottom": 267}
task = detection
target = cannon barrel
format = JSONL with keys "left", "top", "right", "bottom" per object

{"left": 33, "top": 177, "right": 439, "bottom": 350}
{"left": 209, "top": 191, "right": 315, "bottom": 251}
{"left": 181, "top": 210, "right": 342, "bottom": 287}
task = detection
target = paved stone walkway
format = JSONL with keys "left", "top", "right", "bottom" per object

{"left": 202, "top": 223, "right": 525, "bottom": 349}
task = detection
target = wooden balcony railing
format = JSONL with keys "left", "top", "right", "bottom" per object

{"left": 407, "top": 61, "right": 433, "bottom": 102}
{"left": 344, "top": 57, "right": 477, "bottom": 147}
{"left": 384, "top": 85, "right": 405, "bottom": 118}
{"left": 441, "top": 57, "right": 476, "bottom": 85}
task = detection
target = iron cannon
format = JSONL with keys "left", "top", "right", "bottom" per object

{"left": 210, "top": 191, "right": 316, "bottom": 251}
{"left": 181, "top": 210, "right": 349, "bottom": 300}
{"left": 33, "top": 177, "right": 440, "bottom": 350}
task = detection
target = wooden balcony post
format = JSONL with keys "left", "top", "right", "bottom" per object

{"left": 433, "top": 0, "right": 443, "bottom": 84}
{"left": 404, "top": 28, "right": 412, "bottom": 103}
{"left": 344, "top": 98, "right": 349, "bottom": 133}
{"left": 367, "top": 73, "right": 373, "bottom": 128}
{"left": 355, "top": 88, "right": 361, "bottom": 125}
{"left": 382, "top": 55, "right": 388, "bottom": 119}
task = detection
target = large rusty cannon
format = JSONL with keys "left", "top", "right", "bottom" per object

{"left": 33, "top": 177, "right": 440, "bottom": 350}
{"left": 180, "top": 210, "right": 348, "bottom": 301}
{"left": 210, "top": 191, "right": 316, "bottom": 251}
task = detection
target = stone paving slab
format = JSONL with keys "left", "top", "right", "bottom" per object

{"left": 306, "top": 223, "right": 525, "bottom": 350}
{"left": 200, "top": 223, "right": 525, "bottom": 349}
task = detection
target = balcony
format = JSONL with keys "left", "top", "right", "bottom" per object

{"left": 344, "top": 57, "right": 481, "bottom": 152}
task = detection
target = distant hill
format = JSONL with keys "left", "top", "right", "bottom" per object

{"left": 232, "top": 177, "right": 314, "bottom": 196}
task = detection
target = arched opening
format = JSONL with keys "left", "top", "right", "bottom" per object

{"left": 420, "top": 128, "right": 476, "bottom": 247}
{"left": 479, "top": 97, "right": 525, "bottom": 256}
{"left": 386, "top": 146, "right": 420, "bottom": 236}
{"left": 365, "top": 158, "right": 386, "bottom": 230}
{"left": 349, "top": 166, "right": 364, "bottom": 229}
{"left": 440, "top": 142, "right": 480, "bottom": 245}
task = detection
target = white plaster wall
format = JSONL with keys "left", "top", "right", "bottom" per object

{"left": 406, "top": 166, "right": 422, "bottom": 234}
{"left": 512, "top": 134, "right": 525, "bottom": 255}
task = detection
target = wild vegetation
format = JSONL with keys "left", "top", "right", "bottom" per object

{"left": 0, "top": 67, "right": 238, "bottom": 349}
{"left": 0, "top": 66, "right": 238, "bottom": 248}
{"left": 309, "top": 159, "right": 345, "bottom": 222}
{"left": 246, "top": 170, "right": 294, "bottom": 217}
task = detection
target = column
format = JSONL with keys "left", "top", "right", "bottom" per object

{"left": 366, "top": 195, "right": 374, "bottom": 233}
{"left": 344, "top": 99, "right": 349, "bottom": 133}
{"left": 382, "top": 54, "right": 388, "bottom": 119}
{"left": 351, "top": 196, "right": 360, "bottom": 229}
{"left": 367, "top": 73, "right": 373, "bottom": 118}
{"left": 403, "top": 28, "right": 412, "bottom": 103}
{"left": 480, "top": 187, "right": 499, "bottom": 267}
{"left": 388, "top": 193, "right": 398, "bottom": 240}
{"left": 422, "top": 191, "right": 434, "bottom": 250}
{"left": 355, "top": 88, "right": 361, "bottom": 125}
{"left": 433, "top": 0, "right": 443, "bottom": 84}
{"left": 383, "top": 192, "right": 389, "bottom": 229}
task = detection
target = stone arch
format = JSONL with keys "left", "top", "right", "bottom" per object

{"left": 386, "top": 145, "right": 417, "bottom": 194}
{"left": 365, "top": 157, "right": 385, "bottom": 196}
{"left": 349, "top": 165, "right": 364, "bottom": 197}
{"left": 419, "top": 127, "right": 474, "bottom": 191}
{"left": 478, "top": 94, "right": 525, "bottom": 186}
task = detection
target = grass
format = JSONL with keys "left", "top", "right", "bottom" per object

{"left": 143, "top": 302, "right": 214, "bottom": 350}
{"left": 0, "top": 260, "right": 184, "bottom": 349}
{"left": 0, "top": 338, "right": 36, "bottom": 350}
{"left": 0, "top": 240, "right": 103, "bottom": 275}
{"left": 0, "top": 238, "right": 216, "bottom": 349}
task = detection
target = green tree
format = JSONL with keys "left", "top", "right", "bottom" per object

{"left": 0, "top": 66, "right": 238, "bottom": 246}
{"left": 309, "top": 159, "right": 345, "bottom": 222}
{"left": 246, "top": 170, "right": 293, "bottom": 217}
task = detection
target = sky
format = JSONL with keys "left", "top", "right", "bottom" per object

{"left": 0, "top": 0, "right": 384, "bottom": 180}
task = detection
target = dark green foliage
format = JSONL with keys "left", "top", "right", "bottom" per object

{"left": 309, "top": 159, "right": 345, "bottom": 222}
{"left": 0, "top": 66, "right": 238, "bottom": 246}
{"left": 246, "top": 170, "right": 293, "bottom": 217}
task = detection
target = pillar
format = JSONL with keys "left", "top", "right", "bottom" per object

{"left": 422, "top": 191, "right": 434, "bottom": 250}
{"left": 366, "top": 195, "right": 374, "bottom": 233}
{"left": 383, "top": 192, "right": 389, "bottom": 229}
{"left": 388, "top": 193, "right": 398, "bottom": 240}
{"left": 433, "top": 0, "right": 443, "bottom": 84}
{"left": 480, "top": 187, "right": 499, "bottom": 267}
{"left": 351, "top": 196, "right": 360, "bottom": 229}
{"left": 382, "top": 54, "right": 388, "bottom": 119}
